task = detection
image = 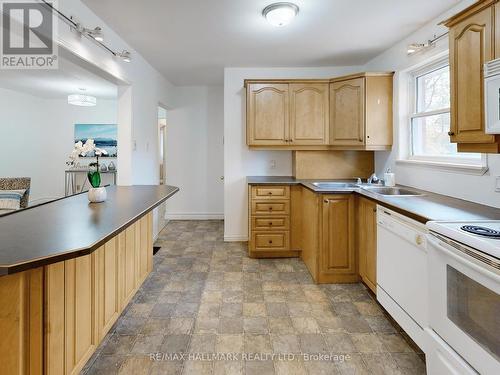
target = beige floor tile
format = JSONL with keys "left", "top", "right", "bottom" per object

{"left": 216, "top": 334, "right": 244, "bottom": 353}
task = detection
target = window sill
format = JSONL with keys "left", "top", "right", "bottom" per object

{"left": 396, "top": 159, "right": 489, "bottom": 176}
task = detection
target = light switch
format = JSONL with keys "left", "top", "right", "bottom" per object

{"left": 270, "top": 160, "right": 276, "bottom": 169}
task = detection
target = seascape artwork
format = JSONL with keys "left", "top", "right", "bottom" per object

{"left": 74, "top": 124, "right": 117, "bottom": 157}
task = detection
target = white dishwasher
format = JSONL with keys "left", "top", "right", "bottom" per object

{"left": 376, "top": 206, "right": 429, "bottom": 350}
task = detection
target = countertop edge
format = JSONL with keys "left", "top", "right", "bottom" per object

{"left": 0, "top": 186, "right": 179, "bottom": 276}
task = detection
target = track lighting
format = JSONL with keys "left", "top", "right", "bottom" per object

{"left": 407, "top": 32, "right": 449, "bottom": 56}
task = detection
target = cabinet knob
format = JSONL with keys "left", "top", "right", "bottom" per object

{"left": 268, "top": 192, "right": 272, "bottom": 195}
{"left": 448, "top": 131, "right": 455, "bottom": 136}
{"left": 268, "top": 240, "right": 273, "bottom": 244}
{"left": 269, "top": 222, "right": 273, "bottom": 226}
{"left": 324, "top": 199, "right": 329, "bottom": 204}
{"left": 268, "top": 207, "right": 273, "bottom": 210}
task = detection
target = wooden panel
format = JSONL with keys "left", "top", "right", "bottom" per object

{"left": 330, "top": 78, "right": 365, "bottom": 146}
{"left": 251, "top": 186, "right": 290, "bottom": 200}
{"left": 251, "top": 201, "right": 290, "bottom": 216}
{"left": 119, "top": 226, "right": 137, "bottom": 308}
{"left": 137, "top": 215, "right": 150, "bottom": 284}
{"left": 95, "top": 237, "right": 120, "bottom": 341}
{"left": 0, "top": 268, "right": 43, "bottom": 375}
{"left": 65, "top": 255, "right": 95, "bottom": 375}
{"left": 300, "top": 188, "right": 320, "bottom": 282}
{"left": 449, "top": 6, "right": 495, "bottom": 144}
{"left": 247, "top": 83, "right": 289, "bottom": 145}
{"left": 365, "top": 75, "right": 393, "bottom": 147}
{"left": 292, "top": 150, "right": 374, "bottom": 179}
{"left": 252, "top": 216, "right": 290, "bottom": 231}
{"left": 45, "top": 262, "right": 65, "bottom": 375}
{"left": 251, "top": 232, "right": 290, "bottom": 252}
{"left": 290, "top": 185, "right": 303, "bottom": 251}
{"left": 320, "top": 195, "right": 357, "bottom": 283}
{"left": 147, "top": 212, "right": 153, "bottom": 273}
{"left": 358, "top": 197, "right": 377, "bottom": 294}
{"left": 289, "top": 83, "right": 329, "bottom": 145}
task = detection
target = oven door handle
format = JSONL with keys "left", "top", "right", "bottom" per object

{"left": 428, "top": 235, "right": 500, "bottom": 282}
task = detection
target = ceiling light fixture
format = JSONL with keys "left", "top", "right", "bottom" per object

{"left": 116, "top": 50, "right": 132, "bottom": 63}
{"left": 263, "top": 2, "right": 299, "bottom": 27}
{"left": 68, "top": 93, "right": 97, "bottom": 107}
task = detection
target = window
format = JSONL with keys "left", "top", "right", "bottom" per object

{"left": 407, "top": 57, "right": 485, "bottom": 169}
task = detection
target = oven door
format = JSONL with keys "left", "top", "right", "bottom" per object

{"left": 485, "top": 74, "right": 500, "bottom": 134}
{"left": 428, "top": 234, "right": 500, "bottom": 374}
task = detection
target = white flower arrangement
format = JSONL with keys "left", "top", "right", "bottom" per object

{"left": 67, "top": 139, "right": 108, "bottom": 189}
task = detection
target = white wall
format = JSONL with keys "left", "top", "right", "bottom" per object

{"left": 165, "top": 86, "right": 224, "bottom": 219}
{"left": 0, "top": 87, "right": 117, "bottom": 203}
{"left": 223, "top": 66, "right": 364, "bottom": 241}
{"left": 58, "top": 0, "right": 178, "bottom": 186}
{"left": 364, "top": 0, "right": 500, "bottom": 209}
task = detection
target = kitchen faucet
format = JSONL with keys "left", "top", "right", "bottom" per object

{"left": 368, "top": 173, "right": 382, "bottom": 185}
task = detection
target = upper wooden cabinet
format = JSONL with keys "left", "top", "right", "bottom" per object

{"left": 444, "top": 0, "right": 500, "bottom": 153}
{"left": 289, "top": 83, "right": 329, "bottom": 145}
{"left": 246, "top": 81, "right": 329, "bottom": 146}
{"left": 330, "top": 73, "right": 393, "bottom": 149}
{"left": 246, "top": 83, "right": 289, "bottom": 146}
{"left": 245, "top": 74, "right": 393, "bottom": 150}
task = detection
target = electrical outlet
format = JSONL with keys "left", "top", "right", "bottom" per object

{"left": 496, "top": 176, "right": 500, "bottom": 192}
{"left": 270, "top": 160, "right": 276, "bottom": 169}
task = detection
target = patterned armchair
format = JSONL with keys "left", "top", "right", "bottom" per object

{"left": 0, "top": 177, "right": 31, "bottom": 208}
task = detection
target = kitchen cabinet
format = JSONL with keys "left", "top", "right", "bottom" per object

{"left": 245, "top": 76, "right": 392, "bottom": 150}
{"left": 246, "top": 81, "right": 330, "bottom": 147}
{"left": 246, "top": 83, "right": 289, "bottom": 146}
{"left": 330, "top": 73, "right": 393, "bottom": 149}
{"left": 320, "top": 194, "right": 358, "bottom": 283}
{"left": 300, "top": 188, "right": 358, "bottom": 284}
{"left": 357, "top": 197, "right": 377, "bottom": 294}
{"left": 289, "top": 83, "right": 329, "bottom": 145}
{"left": 444, "top": 0, "right": 500, "bottom": 153}
{"left": 248, "top": 185, "right": 299, "bottom": 258}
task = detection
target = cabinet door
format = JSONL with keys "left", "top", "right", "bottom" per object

{"left": 330, "top": 78, "right": 365, "bottom": 146}
{"left": 449, "top": 6, "right": 495, "bottom": 144}
{"left": 289, "top": 83, "right": 329, "bottom": 145}
{"left": 320, "top": 195, "right": 356, "bottom": 281}
{"left": 358, "top": 197, "right": 377, "bottom": 294}
{"left": 95, "top": 238, "right": 119, "bottom": 341}
{"left": 247, "top": 83, "right": 289, "bottom": 145}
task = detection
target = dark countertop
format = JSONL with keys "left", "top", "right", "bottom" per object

{"left": 0, "top": 185, "right": 179, "bottom": 276}
{"left": 247, "top": 176, "right": 500, "bottom": 223}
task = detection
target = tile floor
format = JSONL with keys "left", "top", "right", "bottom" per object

{"left": 83, "top": 220, "right": 426, "bottom": 375}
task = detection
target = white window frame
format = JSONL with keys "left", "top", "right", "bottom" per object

{"left": 399, "top": 55, "right": 488, "bottom": 174}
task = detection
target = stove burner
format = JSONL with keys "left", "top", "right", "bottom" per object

{"left": 461, "top": 225, "right": 500, "bottom": 239}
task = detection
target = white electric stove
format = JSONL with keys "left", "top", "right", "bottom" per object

{"left": 426, "top": 220, "right": 500, "bottom": 375}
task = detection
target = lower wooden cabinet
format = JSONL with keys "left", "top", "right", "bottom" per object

{"left": 358, "top": 197, "right": 377, "bottom": 294}
{"left": 319, "top": 195, "right": 357, "bottom": 283}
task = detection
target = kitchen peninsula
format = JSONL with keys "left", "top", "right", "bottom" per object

{"left": 0, "top": 185, "right": 178, "bottom": 375}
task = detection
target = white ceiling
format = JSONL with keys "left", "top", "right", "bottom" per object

{"left": 0, "top": 55, "right": 117, "bottom": 99}
{"left": 83, "top": 0, "right": 460, "bottom": 86}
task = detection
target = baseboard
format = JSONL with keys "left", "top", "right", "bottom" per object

{"left": 224, "top": 235, "right": 249, "bottom": 242}
{"left": 165, "top": 212, "right": 224, "bottom": 220}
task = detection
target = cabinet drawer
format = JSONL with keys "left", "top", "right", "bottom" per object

{"left": 251, "top": 200, "right": 290, "bottom": 216}
{"left": 252, "top": 216, "right": 289, "bottom": 231}
{"left": 252, "top": 232, "right": 290, "bottom": 251}
{"left": 251, "top": 186, "right": 290, "bottom": 200}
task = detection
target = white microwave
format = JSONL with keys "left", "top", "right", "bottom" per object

{"left": 485, "top": 58, "right": 500, "bottom": 134}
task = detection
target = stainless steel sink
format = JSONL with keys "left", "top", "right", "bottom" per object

{"left": 312, "top": 182, "right": 358, "bottom": 189}
{"left": 361, "top": 186, "right": 424, "bottom": 197}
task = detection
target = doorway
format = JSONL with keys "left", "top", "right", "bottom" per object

{"left": 156, "top": 106, "right": 168, "bottom": 235}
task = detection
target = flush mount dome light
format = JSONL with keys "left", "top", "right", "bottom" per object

{"left": 68, "top": 94, "right": 97, "bottom": 106}
{"left": 263, "top": 2, "right": 299, "bottom": 27}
